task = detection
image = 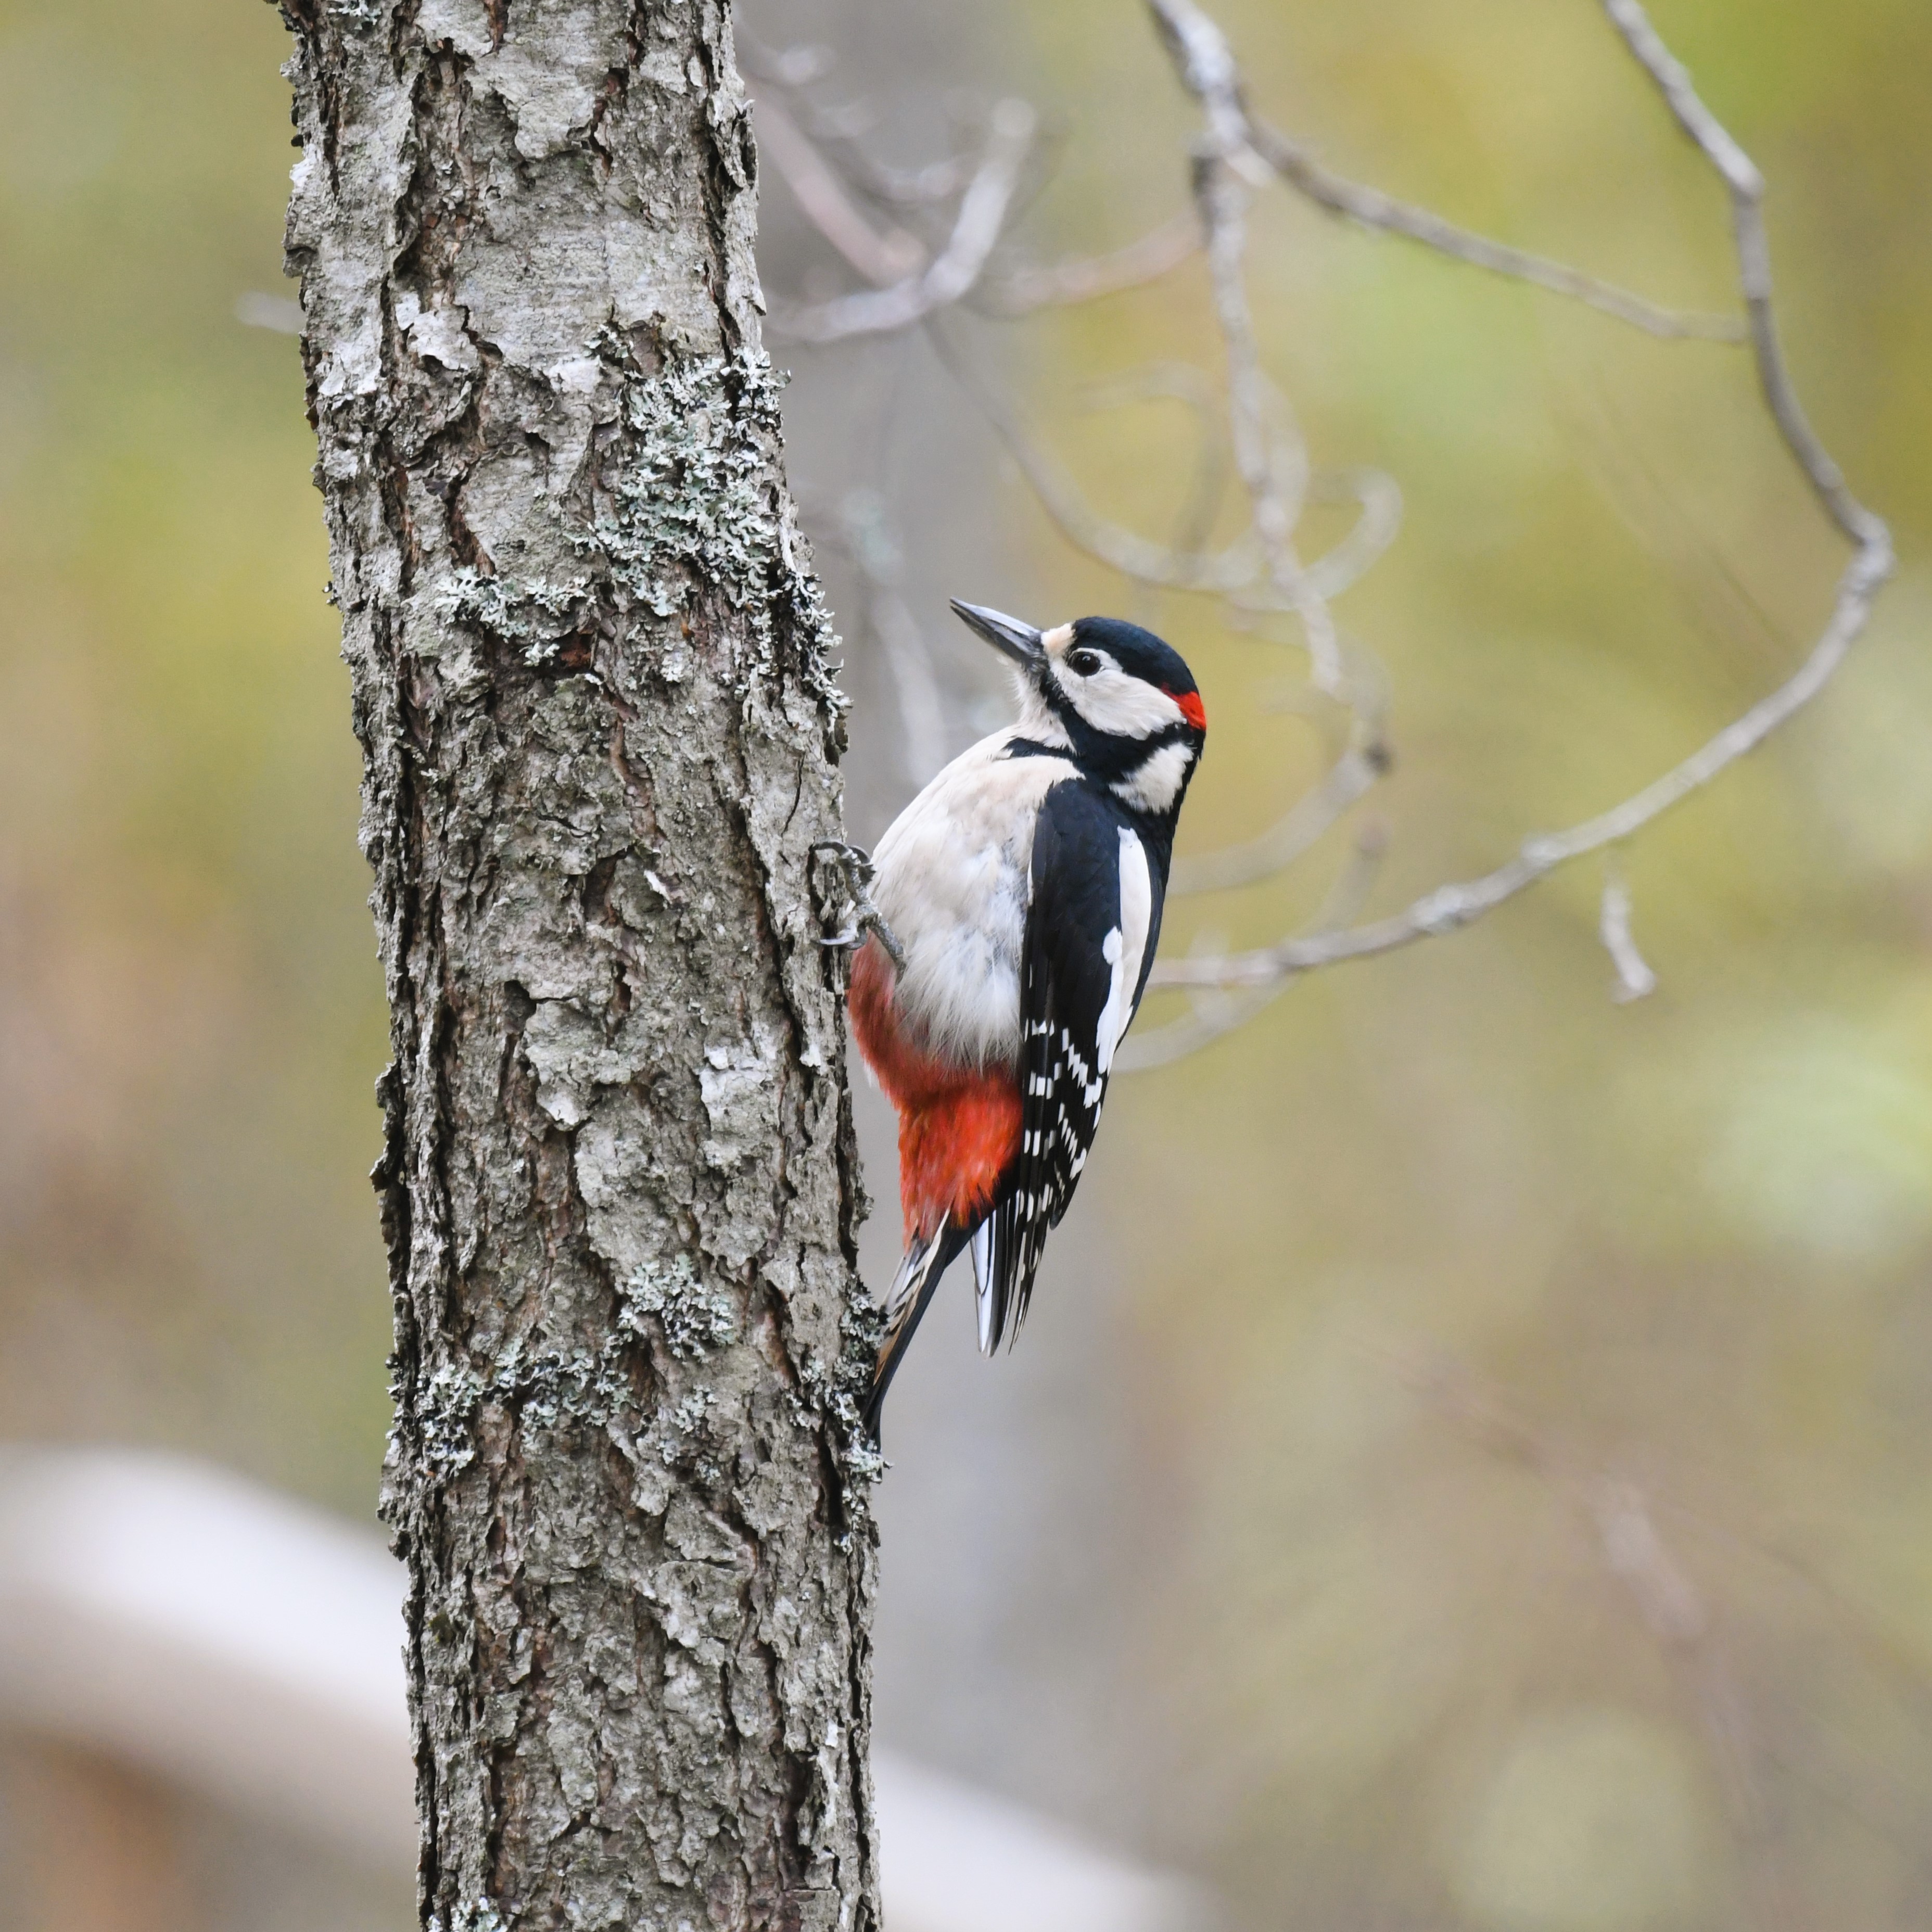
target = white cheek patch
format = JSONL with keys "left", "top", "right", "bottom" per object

{"left": 1111, "top": 740, "right": 1196, "bottom": 815}
{"left": 1054, "top": 659, "right": 1186, "bottom": 740}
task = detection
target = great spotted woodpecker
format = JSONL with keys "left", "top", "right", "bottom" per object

{"left": 847, "top": 601, "right": 1206, "bottom": 1437}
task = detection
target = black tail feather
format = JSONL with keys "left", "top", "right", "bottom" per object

{"left": 863, "top": 1222, "right": 970, "bottom": 1444}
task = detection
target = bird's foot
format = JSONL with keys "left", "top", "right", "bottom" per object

{"left": 809, "top": 841, "right": 908, "bottom": 973}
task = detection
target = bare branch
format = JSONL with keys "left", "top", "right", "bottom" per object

{"left": 929, "top": 319, "right": 1398, "bottom": 611}
{"left": 1597, "top": 0, "right": 1886, "bottom": 549}
{"left": 775, "top": 2, "right": 1890, "bottom": 1037}
{"left": 1152, "top": 541, "right": 1888, "bottom": 991}
{"left": 1246, "top": 122, "right": 1744, "bottom": 342}
{"left": 1149, "top": 0, "right": 1893, "bottom": 994}
{"left": 1118, "top": 821, "right": 1386, "bottom": 1071}
{"left": 1147, "top": 0, "right": 1743, "bottom": 342}
{"left": 794, "top": 99, "right": 978, "bottom": 209}
{"left": 1113, "top": 973, "right": 1281, "bottom": 1073}
{"left": 975, "top": 212, "right": 1201, "bottom": 315}
{"left": 1168, "top": 741, "right": 1384, "bottom": 896}
{"left": 1194, "top": 154, "right": 1345, "bottom": 693}
{"left": 927, "top": 315, "right": 1256, "bottom": 591}
{"left": 779, "top": 101, "right": 1037, "bottom": 344}
{"left": 752, "top": 92, "right": 925, "bottom": 288}
{"left": 1146, "top": 0, "right": 1256, "bottom": 163}
{"left": 1229, "top": 463, "right": 1404, "bottom": 612}
{"left": 1148, "top": 0, "right": 1347, "bottom": 693}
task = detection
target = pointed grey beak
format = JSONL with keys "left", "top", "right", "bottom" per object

{"left": 950, "top": 600, "right": 1045, "bottom": 669}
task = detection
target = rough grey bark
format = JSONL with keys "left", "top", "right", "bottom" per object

{"left": 269, "top": 3, "right": 880, "bottom": 1927}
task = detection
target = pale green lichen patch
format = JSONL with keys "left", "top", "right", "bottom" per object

{"left": 409, "top": 1358, "right": 488, "bottom": 1479}
{"left": 624, "top": 1253, "right": 737, "bottom": 1358}
{"left": 439, "top": 566, "right": 597, "bottom": 667}
{"left": 327, "top": 0, "right": 386, "bottom": 33}
{"left": 430, "top": 345, "right": 846, "bottom": 711}
{"left": 408, "top": 1329, "right": 637, "bottom": 1483}
{"left": 430, "top": 1904, "right": 506, "bottom": 1932}
{"left": 408, "top": 1254, "right": 751, "bottom": 1483}
{"left": 592, "top": 344, "right": 844, "bottom": 707}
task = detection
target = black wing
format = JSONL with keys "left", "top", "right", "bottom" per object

{"left": 976, "top": 782, "right": 1165, "bottom": 1351}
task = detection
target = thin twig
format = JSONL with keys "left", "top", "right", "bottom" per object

{"left": 1147, "top": 0, "right": 1743, "bottom": 342}
{"left": 1247, "top": 121, "right": 1744, "bottom": 342}
{"left": 1194, "top": 154, "right": 1345, "bottom": 693}
{"left": 804, "top": 104, "right": 978, "bottom": 209}
{"left": 1150, "top": 0, "right": 1346, "bottom": 694}
{"left": 975, "top": 211, "right": 1202, "bottom": 315}
{"left": 752, "top": 92, "right": 925, "bottom": 288}
{"left": 779, "top": 101, "right": 1037, "bottom": 344}
{"left": 1117, "top": 822, "right": 1386, "bottom": 1071}
{"left": 1152, "top": 545, "right": 1887, "bottom": 988}
{"left": 929, "top": 317, "right": 1397, "bottom": 608}
{"left": 1596, "top": 0, "right": 1883, "bottom": 550}
{"left": 1168, "top": 742, "right": 1385, "bottom": 896}
{"left": 926, "top": 315, "right": 1255, "bottom": 591}
{"left": 1598, "top": 861, "right": 1658, "bottom": 1003}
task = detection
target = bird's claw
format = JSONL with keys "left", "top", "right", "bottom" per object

{"left": 810, "top": 841, "right": 908, "bottom": 973}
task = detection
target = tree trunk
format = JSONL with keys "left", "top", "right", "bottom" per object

{"left": 269, "top": 3, "right": 880, "bottom": 1926}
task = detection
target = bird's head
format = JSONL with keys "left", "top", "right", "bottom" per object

{"left": 950, "top": 603, "right": 1205, "bottom": 810}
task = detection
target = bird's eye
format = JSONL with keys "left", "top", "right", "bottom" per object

{"left": 1066, "top": 649, "right": 1102, "bottom": 676}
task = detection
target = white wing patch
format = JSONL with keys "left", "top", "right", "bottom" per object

{"left": 1096, "top": 828, "right": 1154, "bottom": 1075}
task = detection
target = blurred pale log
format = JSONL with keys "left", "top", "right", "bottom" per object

{"left": 0, "top": 1450, "right": 1210, "bottom": 1932}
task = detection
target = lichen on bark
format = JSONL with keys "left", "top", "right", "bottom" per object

{"left": 268, "top": 0, "right": 881, "bottom": 1924}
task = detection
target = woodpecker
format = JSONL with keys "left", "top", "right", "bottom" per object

{"left": 846, "top": 601, "right": 1206, "bottom": 1439}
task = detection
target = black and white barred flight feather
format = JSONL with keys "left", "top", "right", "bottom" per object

{"left": 975, "top": 781, "right": 1164, "bottom": 1354}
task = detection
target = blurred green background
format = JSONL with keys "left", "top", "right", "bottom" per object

{"left": 0, "top": 0, "right": 388, "bottom": 1506}
{"left": 0, "top": 0, "right": 1927, "bottom": 1926}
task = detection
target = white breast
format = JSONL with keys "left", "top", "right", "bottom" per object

{"left": 872, "top": 731, "right": 1074, "bottom": 1068}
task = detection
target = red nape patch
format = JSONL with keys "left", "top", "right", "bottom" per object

{"left": 1171, "top": 689, "right": 1208, "bottom": 733}
{"left": 847, "top": 936, "right": 1022, "bottom": 1241}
